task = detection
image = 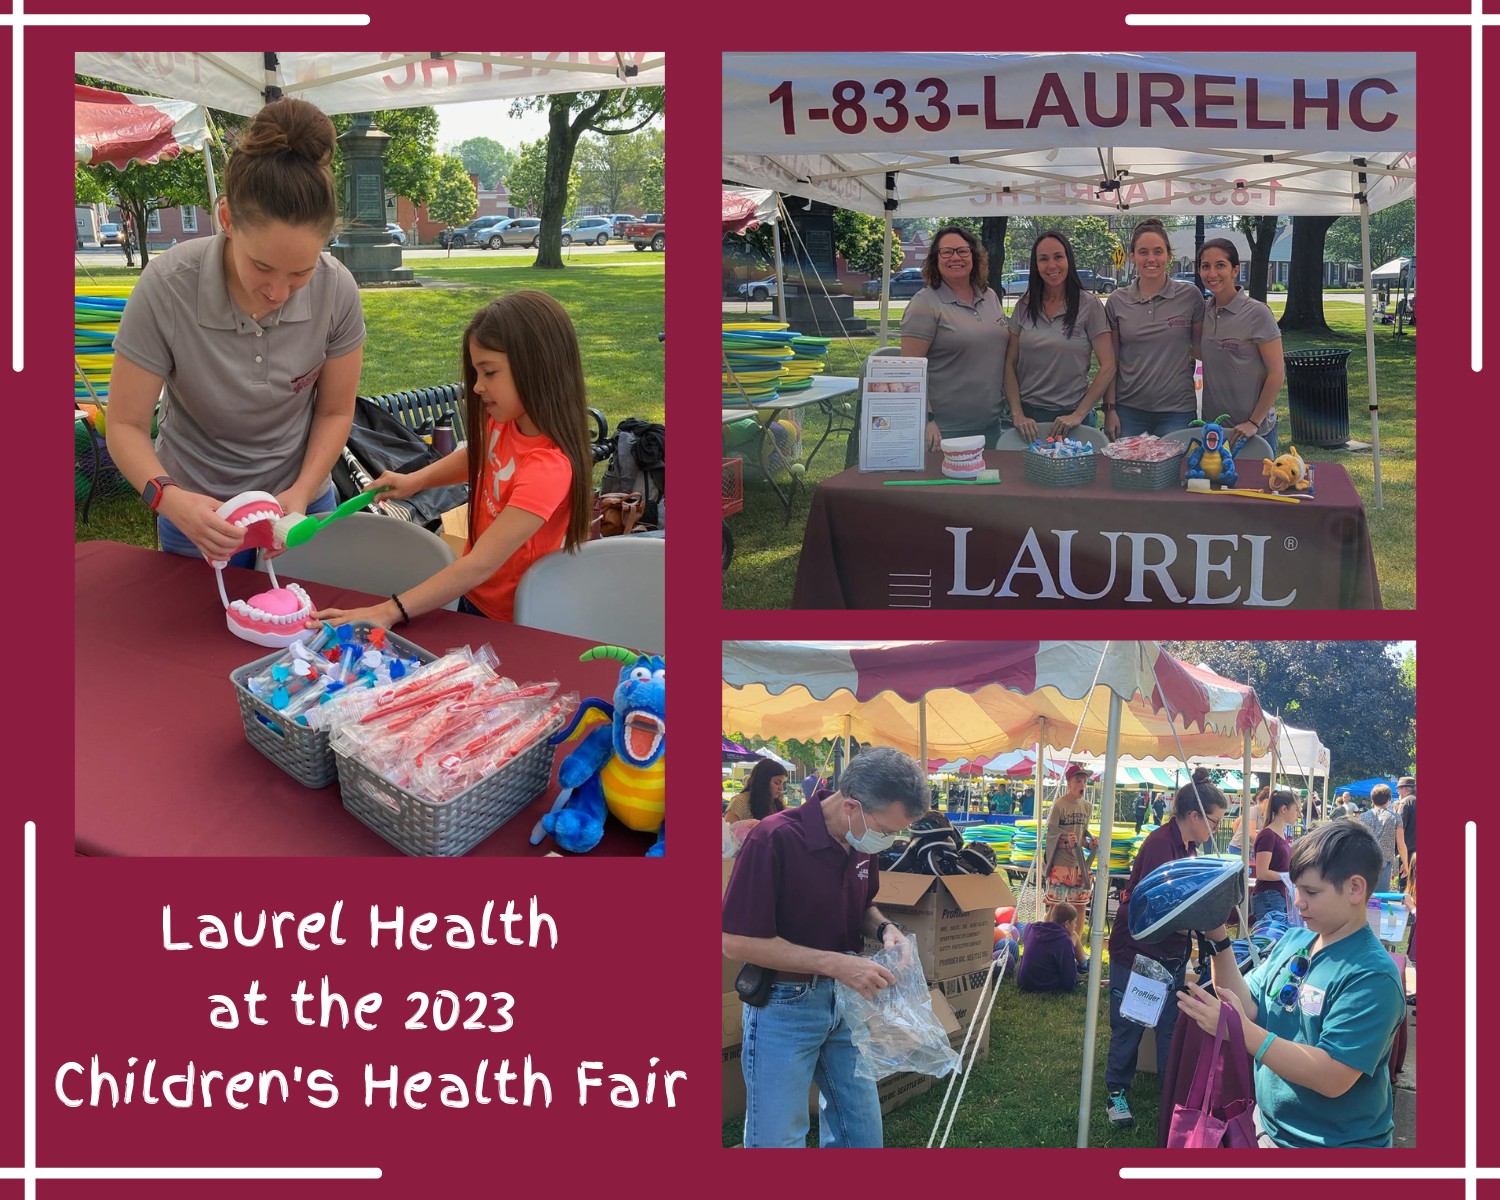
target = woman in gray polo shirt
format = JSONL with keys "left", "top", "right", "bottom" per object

{"left": 899, "top": 225, "right": 1009, "bottom": 451}
{"left": 1104, "top": 218, "right": 1203, "bottom": 439}
{"left": 1198, "top": 238, "right": 1285, "bottom": 455}
{"left": 1004, "top": 231, "right": 1115, "bottom": 441}
{"left": 107, "top": 98, "right": 364, "bottom": 567}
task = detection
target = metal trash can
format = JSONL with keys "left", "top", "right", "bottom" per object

{"left": 1284, "top": 348, "right": 1351, "bottom": 447}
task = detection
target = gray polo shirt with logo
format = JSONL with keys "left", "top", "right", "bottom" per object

{"left": 1105, "top": 278, "right": 1202, "bottom": 413}
{"left": 900, "top": 280, "right": 1009, "bottom": 431}
{"left": 114, "top": 232, "right": 366, "bottom": 500}
{"left": 1007, "top": 292, "right": 1109, "bottom": 413}
{"left": 1200, "top": 289, "right": 1283, "bottom": 435}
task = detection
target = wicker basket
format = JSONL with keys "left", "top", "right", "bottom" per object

{"left": 1109, "top": 450, "right": 1184, "bottom": 491}
{"left": 1023, "top": 450, "right": 1098, "bottom": 488}
{"left": 230, "top": 626, "right": 435, "bottom": 789}
{"left": 335, "top": 712, "right": 566, "bottom": 856}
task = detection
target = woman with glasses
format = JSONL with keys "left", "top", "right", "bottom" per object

{"left": 1004, "top": 231, "right": 1116, "bottom": 442}
{"left": 899, "top": 226, "right": 1010, "bottom": 451}
{"left": 1251, "top": 790, "right": 1301, "bottom": 923}
{"left": 1180, "top": 821, "right": 1407, "bottom": 1147}
{"left": 1102, "top": 768, "right": 1229, "bottom": 1130}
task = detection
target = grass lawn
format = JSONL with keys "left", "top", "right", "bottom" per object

{"left": 721, "top": 949, "right": 1164, "bottom": 1149}
{"left": 74, "top": 255, "right": 664, "bottom": 549}
{"left": 722, "top": 302, "right": 1414, "bottom": 609}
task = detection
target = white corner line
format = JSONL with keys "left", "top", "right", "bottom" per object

{"left": 16, "top": 820, "right": 381, "bottom": 1185}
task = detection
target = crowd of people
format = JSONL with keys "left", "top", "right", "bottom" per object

{"left": 722, "top": 749, "right": 1415, "bottom": 1149}
{"left": 902, "top": 219, "right": 1285, "bottom": 452}
{"left": 106, "top": 97, "right": 597, "bottom": 627}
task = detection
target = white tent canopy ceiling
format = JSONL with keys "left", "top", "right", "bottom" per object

{"left": 723, "top": 53, "right": 1413, "bottom": 218}
{"left": 75, "top": 52, "right": 664, "bottom": 115}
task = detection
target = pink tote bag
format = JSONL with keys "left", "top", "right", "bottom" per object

{"left": 1167, "top": 1000, "right": 1259, "bottom": 1148}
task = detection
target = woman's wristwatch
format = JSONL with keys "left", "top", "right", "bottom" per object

{"left": 875, "top": 920, "right": 897, "bottom": 943}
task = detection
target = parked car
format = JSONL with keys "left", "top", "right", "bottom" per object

{"left": 1003, "top": 270, "right": 1030, "bottom": 291}
{"left": 607, "top": 213, "right": 638, "bottom": 238}
{"left": 485, "top": 217, "right": 542, "bottom": 248}
{"left": 560, "top": 216, "right": 614, "bottom": 246}
{"left": 863, "top": 267, "right": 928, "bottom": 299}
{"left": 1076, "top": 269, "right": 1117, "bottom": 293}
{"left": 98, "top": 222, "right": 123, "bottom": 246}
{"left": 439, "top": 215, "right": 506, "bottom": 248}
{"left": 385, "top": 222, "right": 407, "bottom": 246}
{"left": 1171, "top": 272, "right": 1212, "bottom": 297}
{"left": 737, "top": 277, "right": 779, "bottom": 302}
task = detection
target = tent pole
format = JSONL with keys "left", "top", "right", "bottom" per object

{"left": 842, "top": 714, "right": 852, "bottom": 786}
{"left": 1358, "top": 166, "right": 1384, "bottom": 509}
{"left": 919, "top": 697, "right": 928, "bottom": 777}
{"left": 1242, "top": 731, "right": 1253, "bottom": 873}
{"left": 202, "top": 110, "right": 222, "bottom": 233}
{"left": 1078, "top": 690, "right": 1122, "bottom": 1148}
{"left": 772, "top": 200, "right": 786, "bottom": 324}
{"left": 879, "top": 179, "right": 894, "bottom": 347}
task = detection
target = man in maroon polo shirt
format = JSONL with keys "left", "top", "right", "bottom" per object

{"left": 722, "top": 746, "right": 929, "bottom": 1148}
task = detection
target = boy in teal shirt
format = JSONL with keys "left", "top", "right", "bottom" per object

{"left": 1178, "top": 821, "right": 1406, "bottom": 1147}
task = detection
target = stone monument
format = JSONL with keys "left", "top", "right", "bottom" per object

{"left": 329, "top": 113, "right": 414, "bottom": 285}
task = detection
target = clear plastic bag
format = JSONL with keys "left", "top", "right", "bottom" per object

{"left": 835, "top": 943, "right": 962, "bottom": 1082}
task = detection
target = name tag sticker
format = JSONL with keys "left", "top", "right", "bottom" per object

{"left": 1300, "top": 984, "right": 1326, "bottom": 1016}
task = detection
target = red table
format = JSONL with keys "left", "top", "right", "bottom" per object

{"left": 792, "top": 450, "right": 1380, "bottom": 609}
{"left": 74, "top": 542, "right": 659, "bottom": 856}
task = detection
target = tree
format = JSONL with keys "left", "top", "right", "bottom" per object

{"left": 509, "top": 139, "right": 577, "bottom": 218}
{"left": 330, "top": 108, "right": 439, "bottom": 211}
{"left": 832, "top": 208, "right": 903, "bottom": 279}
{"left": 640, "top": 154, "right": 663, "bottom": 213}
{"left": 1068, "top": 216, "right": 1122, "bottom": 275}
{"left": 574, "top": 127, "right": 662, "bottom": 212}
{"left": 1278, "top": 216, "right": 1339, "bottom": 333}
{"left": 452, "top": 136, "right": 514, "bottom": 192}
{"left": 510, "top": 87, "right": 665, "bottom": 269}
{"left": 1237, "top": 215, "right": 1281, "bottom": 301}
{"left": 980, "top": 217, "right": 1009, "bottom": 293}
{"left": 426, "top": 156, "right": 478, "bottom": 252}
{"left": 1160, "top": 641, "right": 1416, "bottom": 784}
{"left": 1322, "top": 198, "right": 1415, "bottom": 274}
{"left": 78, "top": 149, "right": 220, "bottom": 268}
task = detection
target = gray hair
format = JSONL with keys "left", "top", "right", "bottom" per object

{"left": 841, "top": 746, "right": 930, "bottom": 821}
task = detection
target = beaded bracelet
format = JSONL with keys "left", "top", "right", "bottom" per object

{"left": 390, "top": 593, "right": 411, "bottom": 625}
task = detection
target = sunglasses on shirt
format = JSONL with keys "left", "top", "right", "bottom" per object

{"left": 1275, "top": 952, "right": 1312, "bottom": 1013}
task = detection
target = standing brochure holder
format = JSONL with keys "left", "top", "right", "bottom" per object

{"left": 858, "top": 355, "right": 927, "bottom": 473}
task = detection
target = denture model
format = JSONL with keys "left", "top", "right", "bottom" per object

{"left": 209, "top": 492, "right": 317, "bottom": 648}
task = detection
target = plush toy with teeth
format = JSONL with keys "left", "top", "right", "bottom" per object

{"left": 529, "top": 645, "right": 665, "bottom": 856}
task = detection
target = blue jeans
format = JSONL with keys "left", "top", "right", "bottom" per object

{"left": 1250, "top": 888, "right": 1289, "bottom": 924}
{"left": 741, "top": 977, "right": 882, "bottom": 1148}
{"left": 936, "top": 420, "right": 1003, "bottom": 450}
{"left": 1115, "top": 406, "right": 1197, "bottom": 438}
{"left": 1106, "top": 953, "right": 1186, "bottom": 1091}
{"left": 159, "top": 484, "right": 337, "bottom": 569}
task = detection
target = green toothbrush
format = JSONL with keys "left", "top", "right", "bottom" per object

{"left": 884, "top": 472, "right": 1001, "bottom": 487}
{"left": 275, "top": 487, "right": 391, "bottom": 548}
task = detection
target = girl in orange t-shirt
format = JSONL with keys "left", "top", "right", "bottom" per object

{"left": 314, "top": 291, "right": 593, "bottom": 626}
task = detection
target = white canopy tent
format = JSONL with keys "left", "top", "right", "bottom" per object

{"left": 722, "top": 639, "right": 1276, "bottom": 1145}
{"left": 723, "top": 52, "right": 1415, "bottom": 507}
{"left": 76, "top": 52, "right": 663, "bottom": 116}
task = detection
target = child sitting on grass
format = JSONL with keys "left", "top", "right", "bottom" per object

{"left": 1016, "top": 902, "right": 1088, "bottom": 993}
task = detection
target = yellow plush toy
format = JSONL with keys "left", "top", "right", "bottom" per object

{"left": 1261, "top": 446, "right": 1313, "bottom": 493}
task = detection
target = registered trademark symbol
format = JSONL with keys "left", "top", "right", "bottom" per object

{"left": 1284, "top": 537, "right": 1298, "bottom": 551}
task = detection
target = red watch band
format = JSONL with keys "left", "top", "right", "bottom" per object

{"left": 142, "top": 475, "right": 177, "bottom": 511}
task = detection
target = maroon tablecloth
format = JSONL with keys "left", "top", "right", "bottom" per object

{"left": 74, "top": 542, "right": 659, "bottom": 856}
{"left": 792, "top": 450, "right": 1380, "bottom": 609}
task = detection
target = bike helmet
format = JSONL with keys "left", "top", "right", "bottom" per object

{"left": 1127, "top": 855, "right": 1246, "bottom": 943}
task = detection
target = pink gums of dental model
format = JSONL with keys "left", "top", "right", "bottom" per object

{"left": 209, "top": 491, "right": 317, "bottom": 648}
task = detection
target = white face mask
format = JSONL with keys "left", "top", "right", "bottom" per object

{"left": 846, "top": 804, "right": 897, "bottom": 853}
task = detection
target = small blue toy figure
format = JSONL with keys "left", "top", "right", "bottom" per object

{"left": 529, "top": 645, "right": 664, "bottom": 856}
{"left": 1184, "top": 417, "right": 1239, "bottom": 489}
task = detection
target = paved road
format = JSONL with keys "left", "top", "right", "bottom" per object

{"left": 76, "top": 241, "right": 652, "bottom": 263}
{"left": 724, "top": 289, "right": 1381, "bottom": 315}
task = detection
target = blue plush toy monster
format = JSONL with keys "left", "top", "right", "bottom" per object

{"left": 529, "top": 645, "right": 664, "bottom": 856}
{"left": 1184, "top": 416, "right": 1239, "bottom": 489}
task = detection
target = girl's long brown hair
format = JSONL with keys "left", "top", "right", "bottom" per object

{"left": 462, "top": 291, "right": 593, "bottom": 552}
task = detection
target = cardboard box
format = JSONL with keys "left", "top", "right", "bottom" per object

{"left": 439, "top": 505, "right": 468, "bottom": 557}
{"left": 723, "top": 992, "right": 742, "bottom": 1050}
{"left": 1137, "top": 1026, "right": 1156, "bottom": 1074}
{"left": 872, "top": 873, "right": 1014, "bottom": 980}
{"left": 723, "top": 1041, "right": 746, "bottom": 1120}
{"left": 810, "top": 988, "right": 960, "bottom": 1116}
{"left": 933, "top": 966, "right": 998, "bottom": 1055}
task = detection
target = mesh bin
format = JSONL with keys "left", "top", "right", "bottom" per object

{"left": 230, "top": 627, "right": 435, "bottom": 789}
{"left": 1023, "top": 451, "right": 1098, "bottom": 488}
{"left": 722, "top": 457, "right": 744, "bottom": 516}
{"left": 335, "top": 713, "right": 565, "bottom": 856}
{"left": 1109, "top": 450, "right": 1184, "bottom": 491}
{"left": 1284, "top": 348, "right": 1351, "bottom": 448}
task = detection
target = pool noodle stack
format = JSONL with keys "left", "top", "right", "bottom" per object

{"left": 76, "top": 284, "right": 135, "bottom": 403}
{"left": 723, "top": 322, "right": 796, "bottom": 403}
